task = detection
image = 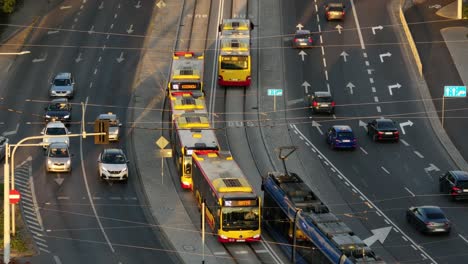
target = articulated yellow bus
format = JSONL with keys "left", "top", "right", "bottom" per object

{"left": 218, "top": 19, "right": 253, "bottom": 87}
{"left": 172, "top": 111, "right": 218, "bottom": 189}
{"left": 168, "top": 51, "right": 204, "bottom": 98}
{"left": 192, "top": 151, "right": 261, "bottom": 242}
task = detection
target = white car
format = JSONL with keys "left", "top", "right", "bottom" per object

{"left": 97, "top": 148, "right": 129, "bottom": 182}
{"left": 96, "top": 112, "right": 122, "bottom": 142}
{"left": 45, "top": 142, "right": 71, "bottom": 172}
{"left": 41, "top": 121, "right": 70, "bottom": 149}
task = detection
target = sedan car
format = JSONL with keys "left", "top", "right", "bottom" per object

{"left": 49, "top": 72, "right": 75, "bottom": 98}
{"left": 308, "top": 91, "right": 335, "bottom": 114}
{"left": 41, "top": 121, "right": 70, "bottom": 149}
{"left": 367, "top": 119, "right": 399, "bottom": 142}
{"left": 97, "top": 148, "right": 129, "bottom": 182}
{"left": 326, "top": 125, "right": 356, "bottom": 150}
{"left": 406, "top": 206, "right": 451, "bottom": 234}
{"left": 292, "top": 29, "right": 313, "bottom": 48}
{"left": 439, "top": 170, "right": 468, "bottom": 201}
{"left": 45, "top": 142, "right": 71, "bottom": 172}
{"left": 44, "top": 98, "right": 72, "bottom": 125}
{"left": 325, "top": 3, "right": 346, "bottom": 21}
{"left": 96, "top": 112, "right": 122, "bottom": 142}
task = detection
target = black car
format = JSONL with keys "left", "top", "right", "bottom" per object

{"left": 44, "top": 98, "right": 72, "bottom": 125}
{"left": 292, "top": 29, "right": 313, "bottom": 48}
{"left": 308, "top": 91, "right": 335, "bottom": 114}
{"left": 367, "top": 119, "right": 399, "bottom": 142}
{"left": 325, "top": 3, "right": 346, "bottom": 21}
{"left": 406, "top": 206, "right": 451, "bottom": 234}
{"left": 439, "top": 170, "right": 468, "bottom": 201}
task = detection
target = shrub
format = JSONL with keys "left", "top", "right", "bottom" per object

{"left": 2, "top": 0, "right": 17, "bottom": 14}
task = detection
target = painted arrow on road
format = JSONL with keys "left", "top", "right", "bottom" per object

{"left": 359, "top": 120, "right": 368, "bottom": 132}
{"left": 32, "top": 54, "right": 47, "bottom": 63}
{"left": 135, "top": 1, "right": 142, "bottom": 8}
{"left": 335, "top": 25, "right": 343, "bottom": 34}
{"left": 296, "top": 23, "right": 304, "bottom": 30}
{"left": 126, "top": 24, "right": 134, "bottom": 34}
{"left": 372, "top": 25, "right": 383, "bottom": 35}
{"left": 298, "top": 50, "right": 307, "bottom": 61}
{"left": 399, "top": 120, "right": 413, "bottom": 135}
{"left": 54, "top": 174, "right": 64, "bottom": 186}
{"left": 98, "top": 1, "right": 104, "bottom": 9}
{"left": 363, "top": 227, "right": 392, "bottom": 247}
{"left": 340, "top": 51, "right": 349, "bottom": 62}
{"left": 346, "top": 82, "right": 355, "bottom": 95}
{"left": 388, "top": 83, "right": 401, "bottom": 96}
{"left": 312, "top": 121, "right": 323, "bottom": 135}
{"left": 116, "top": 52, "right": 125, "bottom": 63}
{"left": 302, "top": 81, "right": 310, "bottom": 94}
{"left": 424, "top": 163, "right": 440, "bottom": 173}
{"left": 379, "top": 52, "right": 392, "bottom": 63}
{"left": 16, "top": 156, "right": 32, "bottom": 168}
{"left": 2, "top": 123, "right": 19, "bottom": 136}
{"left": 75, "top": 52, "right": 83, "bottom": 63}
{"left": 88, "top": 25, "right": 95, "bottom": 34}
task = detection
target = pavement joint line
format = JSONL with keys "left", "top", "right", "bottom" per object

{"left": 369, "top": 78, "right": 374, "bottom": 84}
{"left": 360, "top": 147, "right": 368, "bottom": 155}
{"left": 400, "top": 139, "right": 410, "bottom": 146}
{"left": 413, "top": 151, "right": 424, "bottom": 159}
{"left": 381, "top": 166, "right": 390, "bottom": 174}
{"left": 404, "top": 187, "right": 416, "bottom": 197}
{"left": 318, "top": 155, "right": 323, "bottom": 160}
{"left": 376, "top": 106, "right": 381, "bottom": 112}
{"left": 24, "top": 209, "right": 36, "bottom": 216}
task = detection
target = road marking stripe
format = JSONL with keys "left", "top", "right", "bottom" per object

{"left": 371, "top": 87, "right": 376, "bottom": 93}
{"left": 321, "top": 46, "right": 324, "bottom": 55}
{"left": 319, "top": 35, "right": 323, "bottom": 44}
{"left": 381, "top": 166, "right": 390, "bottom": 174}
{"left": 413, "top": 151, "right": 424, "bottom": 159}
{"left": 363, "top": 52, "right": 367, "bottom": 58}
{"left": 318, "top": 24, "right": 321, "bottom": 33}
{"left": 384, "top": 219, "right": 390, "bottom": 225}
{"left": 109, "top": 197, "right": 122, "bottom": 200}
{"left": 316, "top": 14, "right": 320, "bottom": 23}
{"left": 325, "top": 70, "right": 328, "bottom": 81}
{"left": 402, "top": 236, "right": 408, "bottom": 241}
{"left": 359, "top": 196, "right": 365, "bottom": 201}
{"left": 344, "top": 182, "right": 350, "bottom": 187}
{"left": 411, "top": 245, "right": 418, "bottom": 250}
{"left": 256, "top": 249, "right": 268, "bottom": 253}
{"left": 235, "top": 250, "right": 248, "bottom": 254}
{"left": 400, "top": 139, "right": 410, "bottom": 146}
{"left": 393, "top": 228, "right": 400, "bottom": 233}
{"left": 57, "top": 196, "right": 69, "bottom": 200}
{"left": 213, "top": 252, "right": 227, "bottom": 255}
{"left": 360, "top": 147, "right": 368, "bottom": 155}
{"left": 376, "top": 106, "right": 381, "bottom": 112}
{"left": 54, "top": 256, "right": 62, "bottom": 264}
{"left": 322, "top": 58, "right": 326, "bottom": 67}
{"left": 34, "top": 236, "right": 46, "bottom": 242}
{"left": 376, "top": 211, "right": 382, "bottom": 216}
{"left": 337, "top": 174, "right": 342, "bottom": 180}
{"left": 39, "top": 248, "right": 50, "bottom": 253}
{"left": 459, "top": 234, "right": 468, "bottom": 244}
{"left": 315, "top": 5, "right": 318, "bottom": 12}
{"left": 299, "top": 136, "right": 304, "bottom": 140}
{"left": 369, "top": 78, "right": 374, "bottom": 84}
{"left": 404, "top": 187, "right": 416, "bottom": 197}
{"left": 36, "top": 241, "right": 48, "bottom": 248}
{"left": 352, "top": 189, "right": 358, "bottom": 194}
{"left": 365, "top": 61, "right": 369, "bottom": 66}
{"left": 421, "top": 253, "right": 427, "bottom": 260}
{"left": 374, "top": 96, "right": 379, "bottom": 102}
{"left": 331, "top": 168, "right": 336, "bottom": 172}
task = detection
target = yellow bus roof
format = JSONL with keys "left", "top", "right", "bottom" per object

{"left": 174, "top": 112, "right": 210, "bottom": 129}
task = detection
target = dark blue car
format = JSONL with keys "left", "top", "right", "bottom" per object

{"left": 326, "top": 125, "right": 356, "bottom": 150}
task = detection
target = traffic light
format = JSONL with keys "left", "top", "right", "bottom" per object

{"left": 94, "top": 119, "right": 109, "bottom": 144}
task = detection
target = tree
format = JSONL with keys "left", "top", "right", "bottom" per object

{"left": 2, "top": 0, "right": 16, "bottom": 14}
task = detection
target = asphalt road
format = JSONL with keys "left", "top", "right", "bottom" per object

{"left": 1, "top": 1, "right": 175, "bottom": 263}
{"left": 268, "top": 0, "right": 468, "bottom": 263}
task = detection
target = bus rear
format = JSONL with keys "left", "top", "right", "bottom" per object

{"left": 168, "top": 51, "right": 204, "bottom": 98}
{"left": 218, "top": 36, "right": 251, "bottom": 87}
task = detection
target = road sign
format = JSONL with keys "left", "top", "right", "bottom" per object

{"left": 156, "top": 136, "right": 169, "bottom": 149}
{"left": 444, "top": 86, "right": 466, "bottom": 97}
{"left": 9, "top": 190, "right": 20, "bottom": 204}
{"left": 267, "top": 89, "right": 283, "bottom": 96}
{"left": 158, "top": 149, "right": 173, "bottom": 158}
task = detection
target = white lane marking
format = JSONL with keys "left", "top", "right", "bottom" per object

{"left": 29, "top": 174, "right": 44, "bottom": 230}
{"left": 110, "top": 24, "right": 114, "bottom": 29}
{"left": 213, "top": 252, "right": 227, "bottom": 255}
{"left": 374, "top": 96, "right": 379, "bottom": 102}
{"left": 402, "top": 236, "right": 408, "bottom": 241}
{"left": 315, "top": 5, "right": 318, "bottom": 12}
{"left": 79, "top": 97, "right": 115, "bottom": 253}
{"left": 421, "top": 254, "right": 428, "bottom": 260}
{"left": 109, "top": 197, "right": 122, "bottom": 200}
{"left": 404, "top": 187, "right": 416, "bottom": 197}
{"left": 393, "top": 228, "right": 400, "bottom": 233}
{"left": 36, "top": 241, "right": 48, "bottom": 248}
{"left": 369, "top": 78, "right": 374, "bottom": 84}
{"left": 324, "top": 161, "right": 329, "bottom": 166}
{"left": 114, "top": 13, "right": 118, "bottom": 19}
{"left": 316, "top": 14, "right": 320, "bottom": 22}
{"left": 376, "top": 106, "right": 381, "bottom": 112}
{"left": 359, "top": 147, "right": 368, "bottom": 155}
{"left": 384, "top": 219, "right": 390, "bottom": 225}
{"left": 352, "top": 189, "right": 358, "bottom": 194}
{"left": 400, "top": 139, "right": 410, "bottom": 146}
{"left": 98, "top": 56, "right": 102, "bottom": 62}
{"left": 39, "top": 248, "right": 50, "bottom": 253}
{"left": 337, "top": 174, "right": 343, "bottom": 180}
{"left": 458, "top": 234, "right": 468, "bottom": 244}
{"left": 350, "top": 0, "right": 366, "bottom": 49}
{"left": 89, "top": 82, "right": 93, "bottom": 88}
{"left": 318, "top": 24, "right": 321, "bottom": 32}
{"left": 34, "top": 236, "right": 46, "bottom": 242}
{"left": 74, "top": 18, "right": 78, "bottom": 22}
{"left": 326, "top": 83, "right": 331, "bottom": 93}
{"left": 54, "top": 256, "right": 62, "bottom": 264}
{"left": 381, "top": 166, "right": 390, "bottom": 174}
{"left": 344, "top": 182, "right": 350, "bottom": 187}
{"left": 256, "top": 249, "right": 268, "bottom": 253}
{"left": 106, "top": 34, "right": 110, "bottom": 39}
{"left": 323, "top": 58, "right": 326, "bottom": 67}
{"left": 363, "top": 52, "right": 367, "bottom": 58}
{"left": 235, "top": 250, "right": 248, "bottom": 254}
{"left": 28, "top": 224, "right": 42, "bottom": 232}
{"left": 411, "top": 245, "right": 418, "bottom": 250}
{"left": 359, "top": 196, "right": 365, "bottom": 201}
{"left": 319, "top": 35, "right": 323, "bottom": 44}
{"left": 365, "top": 61, "right": 370, "bottom": 66}
{"left": 305, "top": 142, "right": 310, "bottom": 146}
{"left": 287, "top": 98, "right": 304, "bottom": 106}
{"left": 371, "top": 87, "right": 376, "bottom": 93}
{"left": 413, "top": 151, "right": 424, "bottom": 159}
{"left": 325, "top": 70, "right": 328, "bottom": 81}
{"left": 94, "top": 68, "right": 98, "bottom": 75}
{"left": 321, "top": 46, "right": 325, "bottom": 55}
{"left": 331, "top": 168, "right": 336, "bottom": 172}
{"left": 57, "top": 196, "right": 69, "bottom": 200}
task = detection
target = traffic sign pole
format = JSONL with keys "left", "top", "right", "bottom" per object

{"left": 442, "top": 96, "right": 445, "bottom": 128}
{"left": 3, "top": 147, "right": 10, "bottom": 264}
{"left": 442, "top": 86, "right": 466, "bottom": 128}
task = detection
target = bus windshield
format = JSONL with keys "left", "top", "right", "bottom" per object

{"left": 220, "top": 56, "right": 248, "bottom": 70}
{"left": 222, "top": 207, "right": 259, "bottom": 231}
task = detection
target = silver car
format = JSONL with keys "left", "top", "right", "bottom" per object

{"left": 97, "top": 113, "right": 122, "bottom": 142}
{"left": 41, "top": 121, "right": 71, "bottom": 149}
{"left": 45, "top": 142, "right": 71, "bottom": 172}
{"left": 97, "top": 148, "right": 129, "bottom": 182}
{"left": 49, "top": 72, "right": 75, "bottom": 98}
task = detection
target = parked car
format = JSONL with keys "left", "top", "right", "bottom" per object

{"left": 292, "top": 29, "right": 313, "bottom": 48}
{"left": 406, "top": 206, "right": 451, "bottom": 234}
{"left": 41, "top": 121, "right": 70, "bottom": 149}
{"left": 307, "top": 91, "right": 335, "bottom": 114}
{"left": 45, "top": 142, "right": 71, "bottom": 172}
{"left": 97, "top": 148, "right": 129, "bottom": 182}
{"left": 49, "top": 72, "right": 75, "bottom": 98}
{"left": 326, "top": 125, "right": 356, "bottom": 150}
{"left": 325, "top": 3, "right": 346, "bottom": 21}
{"left": 367, "top": 119, "right": 399, "bottom": 142}
{"left": 96, "top": 112, "right": 122, "bottom": 142}
{"left": 439, "top": 170, "right": 468, "bottom": 201}
{"left": 44, "top": 98, "right": 72, "bottom": 125}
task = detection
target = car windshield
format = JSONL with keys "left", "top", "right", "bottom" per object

{"left": 457, "top": 180, "right": 468, "bottom": 189}
{"left": 54, "top": 79, "right": 71, "bottom": 86}
{"left": 329, "top": 6, "right": 343, "bottom": 12}
{"left": 222, "top": 207, "right": 259, "bottom": 231}
{"left": 295, "top": 34, "right": 310, "bottom": 39}
{"left": 377, "top": 121, "right": 395, "bottom": 129}
{"left": 220, "top": 56, "right": 248, "bottom": 70}
{"left": 49, "top": 148, "right": 69, "bottom": 158}
{"left": 46, "top": 127, "right": 66, "bottom": 135}
{"left": 48, "top": 103, "right": 69, "bottom": 111}
{"left": 338, "top": 132, "right": 354, "bottom": 139}
{"left": 102, "top": 153, "right": 126, "bottom": 164}
{"left": 316, "top": 97, "right": 332, "bottom": 102}
{"left": 426, "top": 212, "right": 445, "bottom": 220}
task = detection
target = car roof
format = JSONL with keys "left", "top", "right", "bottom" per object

{"left": 48, "top": 142, "right": 69, "bottom": 149}
{"left": 332, "top": 125, "right": 353, "bottom": 132}
{"left": 450, "top": 170, "right": 468, "bottom": 180}
{"left": 54, "top": 72, "right": 71, "bottom": 79}
{"left": 295, "top": 29, "right": 311, "bottom": 35}
{"left": 313, "top": 91, "right": 332, "bottom": 97}
{"left": 328, "top": 3, "right": 344, "bottom": 8}
{"left": 103, "top": 148, "right": 124, "bottom": 155}
{"left": 376, "top": 118, "right": 394, "bottom": 123}
{"left": 46, "top": 121, "right": 66, "bottom": 128}
{"left": 51, "top": 98, "right": 69, "bottom": 104}
{"left": 417, "top": 206, "right": 445, "bottom": 215}
{"left": 98, "top": 113, "right": 117, "bottom": 120}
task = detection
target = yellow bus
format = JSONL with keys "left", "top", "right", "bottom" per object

{"left": 218, "top": 19, "right": 253, "bottom": 87}
{"left": 172, "top": 111, "right": 218, "bottom": 189}
{"left": 192, "top": 151, "right": 261, "bottom": 242}
{"left": 168, "top": 51, "right": 204, "bottom": 98}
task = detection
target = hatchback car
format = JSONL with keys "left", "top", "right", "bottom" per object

{"left": 406, "top": 206, "right": 451, "bottom": 234}
{"left": 326, "top": 125, "right": 356, "bottom": 149}
{"left": 97, "top": 148, "right": 129, "bottom": 182}
{"left": 41, "top": 121, "right": 70, "bottom": 149}
{"left": 45, "top": 142, "right": 71, "bottom": 172}
{"left": 439, "top": 170, "right": 468, "bottom": 201}
{"left": 367, "top": 119, "right": 399, "bottom": 142}
{"left": 44, "top": 98, "right": 72, "bottom": 125}
{"left": 308, "top": 91, "right": 335, "bottom": 114}
{"left": 292, "top": 30, "right": 313, "bottom": 48}
{"left": 49, "top": 72, "right": 75, "bottom": 98}
{"left": 96, "top": 113, "right": 122, "bottom": 142}
{"left": 325, "top": 3, "right": 346, "bottom": 21}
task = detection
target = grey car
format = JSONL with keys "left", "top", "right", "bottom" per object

{"left": 49, "top": 72, "right": 75, "bottom": 98}
{"left": 307, "top": 91, "right": 335, "bottom": 114}
{"left": 406, "top": 206, "right": 451, "bottom": 234}
{"left": 45, "top": 142, "right": 71, "bottom": 172}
